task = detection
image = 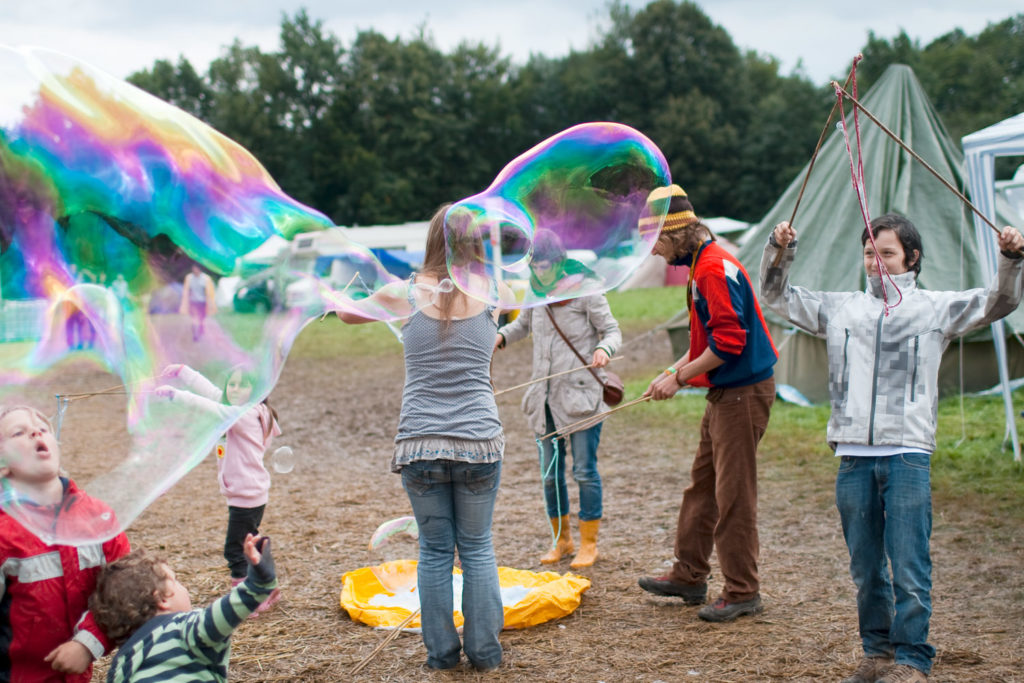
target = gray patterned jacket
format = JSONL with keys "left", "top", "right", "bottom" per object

{"left": 760, "top": 239, "right": 1024, "bottom": 452}
{"left": 498, "top": 294, "right": 621, "bottom": 435}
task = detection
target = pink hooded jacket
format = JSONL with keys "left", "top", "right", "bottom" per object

{"left": 170, "top": 366, "right": 281, "bottom": 507}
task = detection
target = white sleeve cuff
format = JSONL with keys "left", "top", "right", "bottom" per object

{"left": 73, "top": 629, "right": 104, "bottom": 660}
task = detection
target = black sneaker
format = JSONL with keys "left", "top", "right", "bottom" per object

{"left": 697, "top": 595, "right": 764, "bottom": 622}
{"left": 637, "top": 575, "right": 707, "bottom": 605}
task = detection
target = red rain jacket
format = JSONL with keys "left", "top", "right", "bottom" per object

{"left": 0, "top": 478, "right": 130, "bottom": 682}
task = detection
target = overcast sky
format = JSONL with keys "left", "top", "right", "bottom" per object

{"left": 1, "top": 0, "right": 1021, "bottom": 85}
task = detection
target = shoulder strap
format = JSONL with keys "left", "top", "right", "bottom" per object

{"left": 545, "top": 306, "right": 603, "bottom": 387}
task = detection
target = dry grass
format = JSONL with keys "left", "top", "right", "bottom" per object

{"left": 48, "top": 326, "right": 1024, "bottom": 682}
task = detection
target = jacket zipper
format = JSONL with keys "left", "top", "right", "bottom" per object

{"left": 867, "top": 308, "right": 885, "bottom": 445}
{"left": 910, "top": 336, "right": 919, "bottom": 401}
{"left": 841, "top": 329, "right": 850, "bottom": 382}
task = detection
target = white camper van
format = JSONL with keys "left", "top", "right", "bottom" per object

{"left": 283, "top": 223, "right": 428, "bottom": 308}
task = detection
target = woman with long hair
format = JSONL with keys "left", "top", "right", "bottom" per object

{"left": 337, "top": 204, "right": 512, "bottom": 671}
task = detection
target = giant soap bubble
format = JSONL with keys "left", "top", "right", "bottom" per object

{"left": 443, "top": 122, "right": 672, "bottom": 307}
{"left": 0, "top": 45, "right": 400, "bottom": 544}
{"left": 0, "top": 46, "right": 670, "bottom": 546}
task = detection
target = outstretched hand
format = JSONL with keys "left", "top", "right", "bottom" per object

{"left": 44, "top": 641, "right": 92, "bottom": 675}
{"left": 244, "top": 533, "right": 276, "bottom": 585}
{"left": 243, "top": 533, "right": 264, "bottom": 564}
{"left": 643, "top": 372, "right": 680, "bottom": 401}
{"left": 998, "top": 226, "right": 1024, "bottom": 255}
{"left": 773, "top": 221, "right": 797, "bottom": 248}
{"left": 154, "top": 385, "right": 176, "bottom": 400}
{"left": 161, "top": 364, "right": 186, "bottom": 379}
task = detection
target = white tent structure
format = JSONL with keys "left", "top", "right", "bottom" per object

{"left": 962, "top": 112, "right": 1024, "bottom": 462}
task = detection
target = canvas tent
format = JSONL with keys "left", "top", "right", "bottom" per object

{"left": 963, "top": 112, "right": 1024, "bottom": 460}
{"left": 733, "top": 64, "right": 1024, "bottom": 410}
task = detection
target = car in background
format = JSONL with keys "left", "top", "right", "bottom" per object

{"left": 233, "top": 272, "right": 279, "bottom": 313}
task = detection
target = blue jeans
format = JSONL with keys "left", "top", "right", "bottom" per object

{"left": 401, "top": 460, "right": 503, "bottom": 670}
{"left": 538, "top": 405, "right": 602, "bottom": 521}
{"left": 835, "top": 453, "right": 936, "bottom": 674}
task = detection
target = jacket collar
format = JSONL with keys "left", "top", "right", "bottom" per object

{"left": 867, "top": 271, "right": 917, "bottom": 299}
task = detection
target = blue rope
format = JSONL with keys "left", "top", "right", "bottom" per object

{"left": 537, "top": 434, "right": 564, "bottom": 549}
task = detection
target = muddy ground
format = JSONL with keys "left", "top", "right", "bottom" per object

{"left": 51, "top": 322, "right": 1023, "bottom": 682}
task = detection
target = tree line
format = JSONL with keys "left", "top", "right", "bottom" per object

{"left": 127, "top": 1, "right": 1024, "bottom": 227}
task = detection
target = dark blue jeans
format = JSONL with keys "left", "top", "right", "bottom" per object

{"left": 835, "top": 453, "right": 936, "bottom": 674}
{"left": 538, "top": 404, "right": 603, "bottom": 521}
{"left": 401, "top": 459, "right": 503, "bottom": 670}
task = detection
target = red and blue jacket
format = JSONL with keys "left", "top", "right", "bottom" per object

{"left": 0, "top": 478, "right": 130, "bottom": 682}
{"left": 685, "top": 240, "right": 777, "bottom": 388}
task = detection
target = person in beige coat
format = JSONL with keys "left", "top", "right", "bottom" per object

{"left": 495, "top": 231, "right": 621, "bottom": 568}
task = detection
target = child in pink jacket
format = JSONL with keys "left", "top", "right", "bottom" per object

{"left": 157, "top": 364, "right": 281, "bottom": 613}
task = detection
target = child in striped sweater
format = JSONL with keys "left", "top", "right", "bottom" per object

{"left": 90, "top": 534, "right": 277, "bottom": 683}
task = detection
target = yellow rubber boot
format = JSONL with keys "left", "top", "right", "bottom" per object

{"left": 570, "top": 519, "right": 600, "bottom": 568}
{"left": 540, "top": 516, "right": 574, "bottom": 564}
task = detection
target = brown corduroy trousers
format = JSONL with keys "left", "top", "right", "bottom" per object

{"left": 668, "top": 376, "right": 775, "bottom": 603}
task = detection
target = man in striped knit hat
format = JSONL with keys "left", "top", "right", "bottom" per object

{"left": 637, "top": 184, "right": 778, "bottom": 622}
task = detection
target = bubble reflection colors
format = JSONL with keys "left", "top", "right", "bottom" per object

{"left": 368, "top": 515, "right": 420, "bottom": 551}
{"left": 0, "top": 45, "right": 356, "bottom": 545}
{"left": 444, "top": 122, "right": 672, "bottom": 308}
{"left": 0, "top": 47, "right": 671, "bottom": 545}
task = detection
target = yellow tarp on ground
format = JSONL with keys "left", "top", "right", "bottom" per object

{"left": 341, "top": 559, "right": 591, "bottom": 630}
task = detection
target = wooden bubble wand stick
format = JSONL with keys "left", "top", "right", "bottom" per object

{"left": 538, "top": 395, "right": 652, "bottom": 441}
{"left": 493, "top": 356, "right": 624, "bottom": 396}
{"left": 319, "top": 272, "right": 362, "bottom": 321}
{"left": 350, "top": 607, "right": 421, "bottom": 674}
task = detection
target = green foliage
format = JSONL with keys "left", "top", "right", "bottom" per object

{"left": 857, "top": 14, "right": 1024, "bottom": 153}
{"left": 125, "top": 4, "right": 1024, "bottom": 229}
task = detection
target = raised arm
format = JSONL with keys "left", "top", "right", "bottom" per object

{"left": 329, "top": 280, "right": 413, "bottom": 324}
{"left": 759, "top": 222, "right": 832, "bottom": 337}
{"left": 943, "top": 226, "right": 1024, "bottom": 338}
{"left": 181, "top": 535, "right": 277, "bottom": 652}
{"left": 162, "top": 364, "right": 221, "bottom": 402}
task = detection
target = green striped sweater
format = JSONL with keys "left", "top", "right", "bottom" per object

{"left": 106, "top": 575, "right": 277, "bottom": 682}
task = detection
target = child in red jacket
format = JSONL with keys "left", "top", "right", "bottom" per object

{"left": 0, "top": 404, "right": 131, "bottom": 681}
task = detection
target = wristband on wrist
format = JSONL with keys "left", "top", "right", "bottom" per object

{"left": 663, "top": 366, "right": 677, "bottom": 375}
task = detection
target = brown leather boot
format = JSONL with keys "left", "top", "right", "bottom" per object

{"left": 570, "top": 519, "right": 600, "bottom": 568}
{"left": 540, "top": 515, "right": 573, "bottom": 564}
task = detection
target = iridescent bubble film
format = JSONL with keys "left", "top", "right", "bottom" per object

{"left": 443, "top": 122, "right": 672, "bottom": 307}
{"left": 367, "top": 515, "right": 419, "bottom": 550}
{"left": 0, "top": 45, "right": 401, "bottom": 544}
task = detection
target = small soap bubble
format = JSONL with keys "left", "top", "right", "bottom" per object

{"left": 271, "top": 446, "right": 295, "bottom": 474}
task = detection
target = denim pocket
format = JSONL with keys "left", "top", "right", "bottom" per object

{"left": 898, "top": 452, "right": 931, "bottom": 471}
{"left": 401, "top": 460, "right": 447, "bottom": 496}
{"left": 837, "top": 455, "right": 857, "bottom": 473}
{"left": 463, "top": 461, "right": 501, "bottom": 494}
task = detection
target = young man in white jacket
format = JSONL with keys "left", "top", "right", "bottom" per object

{"left": 759, "top": 213, "right": 1024, "bottom": 683}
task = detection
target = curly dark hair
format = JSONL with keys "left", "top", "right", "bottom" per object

{"left": 89, "top": 549, "right": 171, "bottom": 645}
